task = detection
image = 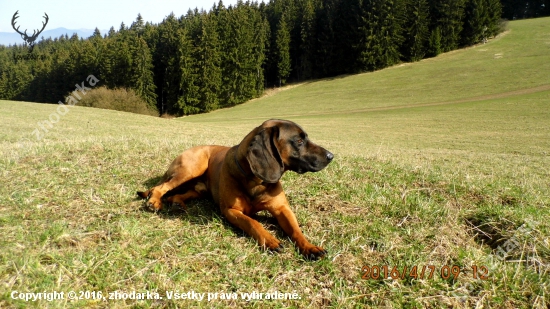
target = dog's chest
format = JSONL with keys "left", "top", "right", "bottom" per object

{"left": 245, "top": 183, "right": 283, "bottom": 208}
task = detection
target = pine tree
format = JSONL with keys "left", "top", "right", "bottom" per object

{"left": 196, "top": 12, "right": 222, "bottom": 112}
{"left": 462, "top": 0, "right": 488, "bottom": 46}
{"left": 92, "top": 28, "right": 102, "bottom": 39}
{"left": 153, "top": 13, "right": 182, "bottom": 114}
{"left": 427, "top": 26, "right": 442, "bottom": 57}
{"left": 130, "top": 36, "right": 157, "bottom": 110}
{"left": 114, "top": 38, "right": 132, "bottom": 87}
{"left": 485, "top": 0, "right": 502, "bottom": 37}
{"left": 73, "top": 39, "right": 99, "bottom": 83}
{"left": 177, "top": 27, "right": 200, "bottom": 115}
{"left": 333, "top": 0, "right": 364, "bottom": 74}
{"left": 250, "top": 7, "right": 268, "bottom": 97}
{"left": 217, "top": 5, "right": 234, "bottom": 105}
{"left": 298, "top": 0, "right": 316, "bottom": 80}
{"left": 131, "top": 13, "right": 145, "bottom": 32}
{"left": 108, "top": 27, "right": 116, "bottom": 37}
{"left": 262, "top": 0, "right": 278, "bottom": 86}
{"left": 218, "top": 2, "right": 267, "bottom": 106}
{"left": 433, "top": 0, "right": 466, "bottom": 51}
{"left": 98, "top": 36, "right": 115, "bottom": 88}
{"left": 403, "top": 0, "right": 430, "bottom": 61}
{"left": 358, "top": 0, "right": 404, "bottom": 71}
{"left": 314, "top": 0, "right": 337, "bottom": 77}
{"left": 275, "top": 15, "right": 291, "bottom": 86}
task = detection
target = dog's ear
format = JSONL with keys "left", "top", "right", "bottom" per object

{"left": 246, "top": 126, "right": 284, "bottom": 183}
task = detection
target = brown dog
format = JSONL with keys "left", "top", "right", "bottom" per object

{"left": 137, "top": 119, "right": 333, "bottom": 259}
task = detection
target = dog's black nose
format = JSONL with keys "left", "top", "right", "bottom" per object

{"left": 326, "top": 151, "right": 334, "bottom": 162}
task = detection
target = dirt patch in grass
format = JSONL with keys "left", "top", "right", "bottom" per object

{"left": 464, "top": 216, "right": 512, "bottom": 249}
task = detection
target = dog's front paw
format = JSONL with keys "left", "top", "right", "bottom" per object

{"left": 146, "top": 197, "right": 163, "bottom": 212}
{"left": 269, "top": 243, "right": 284, "bottom": 253}
{"left": 260, "top": 237, "right": 283, "bottom": 253}
{"left": 300, "top": 245, "right": 327, "bottom": 260}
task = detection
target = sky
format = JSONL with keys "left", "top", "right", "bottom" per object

{"left": 0, "top": 0, "right": 240, "bottom": 33}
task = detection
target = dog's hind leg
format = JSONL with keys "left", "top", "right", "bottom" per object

{"left": 164, "top": 182, "right": 207, "bottom": 210}
{"left": 145, "top": 146, "right": 212, "bottom": 211}
{"left": 164, "top": 191, "right": 200, "bottom": 210}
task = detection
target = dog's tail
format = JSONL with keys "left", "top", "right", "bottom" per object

{"left": 136, "top": 190, "right": 151, "bottom": 199}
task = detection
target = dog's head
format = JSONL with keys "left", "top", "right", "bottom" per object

{"left": 243, "top": 119, "right": 334, "bottom": 183}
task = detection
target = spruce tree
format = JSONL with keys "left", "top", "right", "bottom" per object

{"left": 485, "top": 0, "right": 502, "bottom": 37}
{"left": 298, "top": 0, "right": 316, "bottom": 80}
{"left": 218, "top": 2, "right": 266, "bottom": 106}
{"left": 275, "top": 15, "right": 291, "bottom": 86}
{"left": 333, "top": 0, "right": 364, "bottom": 74}
{"left": 92, "top": 28, "right": 102, "bottom": 39}
{"left": 427, "top": 26, "right": 442, "bottom": 57}
{"left": 314, "top": 0, "right": 337, "bottom": 77}
{"left": 153, "top": 13, "right": 182, "bottom": 114}
{"left": 196, "top": 12, "right": 222, "bottom": 113}
{"left": 359, "top": 0, "right": 404, "bottom": 71}
{"left": 113, "top": 37, "right": 132, "bottom": 87}
{"left": 108, "top": 27, "right": 116, "bottom": 38}
{"left": 131, "top": 13, "right": 145, "bottom": 32}
{"left": 403, "top": 0, "right": 430, "bottom": 61}
{"left": 177, "top": 27, "right": 200, "bottom": 115}
{"left": 462, "top": 0, "right": 488, "bottom": 46}
{"left": 98, "top": 36, "right": 115, "bottom": 88}
{"left": 433, "top": 0, "right": 466, "bottom": 51}
{"left": 130, "top": 36, "right": 157, "bottom": 110}
{"left": 251, "top": 10, "right": 268, "bottom": 96}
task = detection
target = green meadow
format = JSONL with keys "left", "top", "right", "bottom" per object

{"left": 1, "top": 17, "right": 549, "bottom": 308}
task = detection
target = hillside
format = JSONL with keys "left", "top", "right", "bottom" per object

{"left": 188, "top": 18, "right": 549, "bottom": 122}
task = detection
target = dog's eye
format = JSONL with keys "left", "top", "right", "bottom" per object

{"left": 296, "top": 139, "right": 304, "bottom": 145}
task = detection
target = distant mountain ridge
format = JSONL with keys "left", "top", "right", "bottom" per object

{"left": 0, "top": 28, "right": 107, "bottom": 46}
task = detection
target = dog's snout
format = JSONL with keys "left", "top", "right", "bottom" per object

{"left": 326, "top": 151, "right": 334, "bottom": 162}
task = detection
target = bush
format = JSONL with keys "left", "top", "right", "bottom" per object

{"left": 498, "top": 19, "right": 509, "bottom": 35}
{"left": 73, "top": 87, "right": 158, "bottom": 116}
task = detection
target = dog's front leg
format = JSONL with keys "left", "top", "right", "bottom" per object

{"left": 223, "top": 207, "right": 283, "bottom": 252}
{"left": 270, "top": 204, "right": 327, "bottom": 260}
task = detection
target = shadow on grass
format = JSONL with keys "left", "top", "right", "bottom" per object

{"left": 135, "top": 176, "right": 288, "bottom": 244}
{"left": 142, "top": 175, "right": 163, "bottom": 188}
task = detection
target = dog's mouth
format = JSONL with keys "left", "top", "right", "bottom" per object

{"left": 307, "top": 163, "right": 327, "bottom": 172}
{"left": 287, "top": 149, "right": 333, "bottom": 174}
{"left": 292, "top": 159, "right": 327, "bottom": 174}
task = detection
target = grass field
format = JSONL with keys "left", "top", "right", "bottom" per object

{"left": 1, "top": 17, "right": 549, "bottom": 308}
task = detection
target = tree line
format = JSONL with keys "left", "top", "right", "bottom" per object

{"left": 0, "top": 0, "right": 505, "bottom": 116}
